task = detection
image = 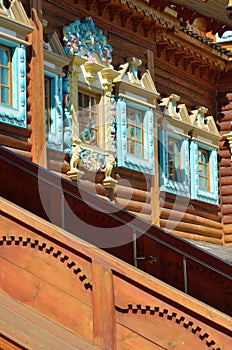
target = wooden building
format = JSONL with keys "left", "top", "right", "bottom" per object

{"left": 1, "top": 0, "right": 232, "bottom": 349}
{"left": 1, "top": 0, "right": 232, "bottom": 244}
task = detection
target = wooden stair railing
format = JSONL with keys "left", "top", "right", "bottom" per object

{"left": 0, "top": 145, "right": 232, "bottom": 317}
{"left": 0, "top": 197, "right": 232, "bottom": 350}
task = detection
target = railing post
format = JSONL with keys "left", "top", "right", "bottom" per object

{"left": 133, "top": 230, "right": 138, "bottom": 268}
{"left": 183, "top": 256, "right": 188, "bottom": 294}
{"left": 92, "top": 260, "right": 116, "bottom": 350}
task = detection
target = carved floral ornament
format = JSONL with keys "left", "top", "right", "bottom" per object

{"left": 63, "top": 17, "right": 113, "bottom": 68}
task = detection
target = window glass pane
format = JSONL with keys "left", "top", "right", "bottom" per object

{"left": 168, "top": 137, "right": 181, "bottom": 182}
{"left": 44, "top": 76, "right": 52, "bottom": 132}
{"left": 78, "top": 91, "right": 98, "bottom": 145}
{"left": 127, "top": 106, "right": 143, "bottom": 157}
{"left": 198, "top": 148, "right": 209, "bottom": 190}
{"left": 0, "top": 45, "right": 11, "bottom": 106}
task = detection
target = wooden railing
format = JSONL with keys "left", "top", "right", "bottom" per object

{"left": 0, "top": 145, "right": 232, "bottom": 317}
{"left": 1, "top": 196, "right": 232, "bottom": 349}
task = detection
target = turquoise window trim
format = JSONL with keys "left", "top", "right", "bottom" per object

{"left": 0, "top": 39, "right": 26, "bottom": 128}
{"left": 190, "top": 141, "right": 218, "bottom": 205}
{"left": 45, "top": 71, "right": 63, "bottom": 151}
{"left": 158, "top": 129, "right": 190, "bottom": 197}
{"left": 116, "top": 98, "right": 154, "bottom": 175}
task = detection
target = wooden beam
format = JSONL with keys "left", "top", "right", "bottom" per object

{"left": 28, "top": 0, "right": 47, "bottom": 167}
{"left": 92, "top": 260, "right": 115, "bottom": 350}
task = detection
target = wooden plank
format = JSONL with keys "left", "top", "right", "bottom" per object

{"left": 28, "top": 1, "right": 47, "bottom": 167}
{"left": 92, "top": 260, "right": 115, "bottom": 350}
{"left": 0, "top": 292, "right": 99, "bottom": 350}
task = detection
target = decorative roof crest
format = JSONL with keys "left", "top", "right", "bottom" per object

{"left": 63, "top": 17, "right": 113, "bottom": 68}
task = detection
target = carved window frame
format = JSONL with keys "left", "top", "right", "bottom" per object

{"left": 116, "top": 98, "right": 155, "bottom": 175}
{"left": 44, "top": 70, "right": 63, "bottom": 150}
{"left": 43, "top": 32, "right": 70, "bottom": 151}
{"left": 190, "top": 141, "right": 218, "bottom": 205}
{"left": 0, "top": 39, "right": 27, "bottom": 128}
{"left": 158, "top": 127, "right": 190, "bottom": 197}
{"left": 0, "top": 1, "right": 32, "bottom": 128}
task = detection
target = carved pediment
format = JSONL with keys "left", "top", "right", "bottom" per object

{"left": 0, "top": 0, "right": 33, "bottom": 36}
{"left": 114, "top": 57, "right": 159, "bottom": 102}
{"left": 44, "top": 31, "right": 69, "bottom": 74}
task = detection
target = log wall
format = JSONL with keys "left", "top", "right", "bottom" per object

{"left": 218, "top": 91, "right": 232, "bottom": 244}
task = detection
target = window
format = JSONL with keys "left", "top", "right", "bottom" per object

{"left": 0, "top": 1, "right": 32, "bottom": 128}
{"left": 127, "top": 106, "right": 144, "bottom": 157}
{"left": 198, "top": 148, "right": 210, "bottom": 191}
{"left": 116, "top": 98, "right": 155, "bottom": 174}
{"left": 78, "top": 91, "right": 98, "bottom": 146}
{"left": 158, "top": 128, "right": 190, "bottom": 197}
{"left": 190, "top": 141, "right": 218, "bottom": 205}
{"left": 0, "top": 41, "right": 27, "bottom": 128}
{"left": 44, "top": 76, "right": 52, "bottom": 132}
{"left": 168, "top": 137, "right": 181, "bottom": 182}
{"left": 0, "top": 45, "right": 11, "bottom": 106}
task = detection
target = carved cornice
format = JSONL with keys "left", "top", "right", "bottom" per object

{"left": 156, "top": 29, "right": 227, "bottom": 72}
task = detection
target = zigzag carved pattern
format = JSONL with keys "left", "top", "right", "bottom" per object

{"left": 0, "top": 235, "right": 92, "bottom": 291}
{"left": 115, "top": 304, "right": 221, "bottom": 350}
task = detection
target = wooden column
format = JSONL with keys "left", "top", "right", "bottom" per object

{"left": 28, "top": 0, "right": 47, "bottom": 167}
{"left": 92, "top": 260, "right": 115, "bottom": 350}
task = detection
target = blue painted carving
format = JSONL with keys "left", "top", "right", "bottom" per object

{"left": 63, "top": 17, "right": 113, "bottom": 68}
{"left": 0, "top": 42, "right": 27, "bottom": 128}
{"left": 110, "top": 97, "right": 117, "bottom": 152}
{"left": 116, "top": 98, "right": 154, "bottom": 175}
{"left": 80, "top": 149, "right": 106, "bottom": 172}
{"left": 158, "top": 129, "right": 190, "bottom": 197}
{"left": 190, "top": 141, "right": 218, "bottom": 205}
{"left": 45, "top": 72, "right": 63, "bottom": 151}
{"left": 63, "top": 75, "right": 72, "bottom": 153}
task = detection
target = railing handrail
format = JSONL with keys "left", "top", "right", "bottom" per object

{"left": 1, "top": 146, "right": 232, "bottom": 285}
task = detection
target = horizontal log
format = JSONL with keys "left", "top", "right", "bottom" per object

{"left": 220, "top": 204, "right": 232, "bottom": 215}
{"left": 224, "top": 234, "right": 232, "bottom": 244}
{"left": 115, "top": 184, "right": 151, "bottom": 203}
{"left": 78, "top": 180, "right": 108, "bottom": 197}
{"left": 217, "top": 110, "right": 232, "bottom": 122}
{"left": 0, "top": 123, "right": 32, "bottom": 137}
{"left": 5, "top": 147, "right": 32, "bottom": 161}
{"left": 0, "top": 134, "right": 31, "bottom": 151}
{"left": 160, "top": 196, "right": 220, "bottom": 221}
{"left": 222, "top": 223, "right": 232, "bottom": 235}
{"left": 48, "top": 159, "right": 70, "bottom": 174}
{"left": 220, "top": 176, "right": 232, "bottom": 186}
{"left": 218, "top": 120, "right": 232, "bottom": 132}
{"left": 160, "top": 208, "right": 222, "bottom": 229}
{"left": 114, "top": 197, "right": 151, "bottom": 215}
{"left": 169, "top": 229, "right": 223, "bottom": 245}
{"left": 130, "top": 211, "right": 151, "bottom": 222}
{"left": 221, "top": 185, "right": 232, "bottom": 196}
{"left": 221, "top": 215, "right": 232, "bottom": 224}
{"left": 218, "top": 149, "right": 231, "bottom": 158}
{"left": 221, "top": 195, "right": 232, "bottom": 205}
{"left": 219, "top": 158, "right": 232, "bottom": 167}
{"left": 219, "top": 167, "right": 232, "bottom": 177}
{"left": 160, "top": 219, "right": 222, "bottom": 238}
